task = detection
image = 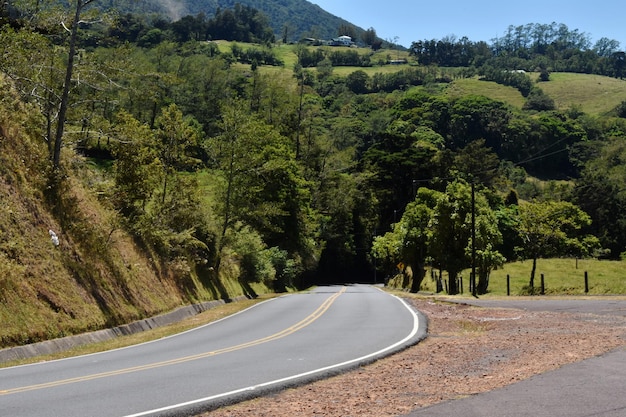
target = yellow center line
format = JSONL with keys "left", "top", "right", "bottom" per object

{"left": 1, "top": 287, "right": 346, "bottom": 396}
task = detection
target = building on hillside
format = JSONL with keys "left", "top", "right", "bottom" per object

{"left": 329, "top": 35, "right": 354, "bottom": 47}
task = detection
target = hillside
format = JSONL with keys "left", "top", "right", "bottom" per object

{"left": 3, "top": 0, "right": 626, "bottom": 349}
{"left": 446, "top": 72, "right": 626, "bottom": 115}
{"left": 0, "top": 76, "right": 268, "bottom": 348}
{"left": 116, "top": 0, "right": 365, "bottom": 42}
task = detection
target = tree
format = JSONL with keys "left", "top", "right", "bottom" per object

{"left": 345, "top": 70, "right": 369, "bottom": 94}
{"left": 111, "top": 111, "right": 162, "bottom": 220}
{"left": 471, "top": 192, "right": 505, "bottom": 294}
{"left": 517, "top": 200, "right": 592, "bottom": 290}
{"left": 337, "top": 23, "right": 356, "bottom": 41}
{"left": 53, "top": 0, "right": 99, "bottom": 171}
{"left": 0, "top": 27, "right": 60, "bottom": 157}
{"left": 361, "top": 27, "right": 378, "bottom": 48}
{"left": 209, "top": 102, "right": 316, "bottom": 275}
{"left": 429, "top": 180, "right": 503, "bottom": 294}
{"left": 154, "top": 104, "right": 200, "bottom": 206}
{"left": 574, "top": 137, "right": 626, "bottom": 258}
{"left": 429, "top": 181, "right": 473, "bottom": 294}
{"left": 611, "top": 51, "right": 626, "bottom": 79}
{"left": 594, "top": 37, "right": 621, "bottom": 58}
{"left": 371, "top": 187, "right": 439, "bottom": 292}
{"left": 523, "top": 87, "right": 555, "bottom": 111}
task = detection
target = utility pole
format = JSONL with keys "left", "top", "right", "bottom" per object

{"left": 471, "top": 180, "right": 477, "bottom": 296}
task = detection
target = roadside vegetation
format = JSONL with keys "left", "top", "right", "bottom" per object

{"left": 2, "top": 1, "right": 626, "bottom": 349}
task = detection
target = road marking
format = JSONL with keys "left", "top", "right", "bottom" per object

{"left": 0, "top": 287, "right": 346, "bottom": 396}
{"left": 122, "top": 289, "right": 422, "bottom": 417}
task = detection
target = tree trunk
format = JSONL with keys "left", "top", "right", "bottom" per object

{"left": 477, "top": 271, "right": 490, "bottom": 295}
{"left": 529, "top": 257, "right": 537, "bottom": 289}
{"left": 52, "top": 0, "right": 97, "bottom": 170}
{"left": 448, "top": 270, "right": 459, "bottom": 295}
{"left": 52, "top": 2, "right": 81, "bottom": 170}
{"left": 409, "top": 262, "right": 426, "bottom": 293}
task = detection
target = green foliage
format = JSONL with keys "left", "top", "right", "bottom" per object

{"left": 516, "top": 200, "right": 593, "bottom": 287}
{"left": 480, "top": 67, "right": 533, "bottom": 97}
{"left": 111, "top": 112, "right": 163, "bottom": 219}
{"left": 523, "top": 87, "right": 556, "bottom": 111}
{"left": 574, "top": 136, "right": 626, "bottom": 258}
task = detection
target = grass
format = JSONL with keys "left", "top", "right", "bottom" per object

{"left": 446, "top": 77, "right": 527, "bottom": 108}
{"left": 407, "top": 258, "right": 626, "bottom": 297}
{"left": 447, "top": 73, "right": 626, "bottom": 115}
{"left": 486, "top": 258, "right": 626, "bottom": 296}
{"left": 531, "top": 72, "right": 626, "bottom": 115}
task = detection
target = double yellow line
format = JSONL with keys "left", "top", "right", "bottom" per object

{"left": 1, "top": 287, "right": 346, "bottom": 396}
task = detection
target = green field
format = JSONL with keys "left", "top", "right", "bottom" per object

{"left": 449, "top": 73, "right": 626, "bottom": 115}
{"left": 408, "top": 258, "right": 626, "bottom": 296}
{"left": 445, "top": 78, "right": 526, "bottom": 108}
{"left": 487, "top": 258, "right": 626, "bottom": 295}
{"left": 532, "top": 72, "right": 626, "bottom": 115}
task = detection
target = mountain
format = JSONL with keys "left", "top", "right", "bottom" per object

{"left": 122, "top": 0, "right": 366, "bottom": 42}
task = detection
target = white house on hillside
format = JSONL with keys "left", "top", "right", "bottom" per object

{"left": 330, "top": 35, "right": 353, "bottom": 46}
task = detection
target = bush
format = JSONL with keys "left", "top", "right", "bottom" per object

{"left": 523, "top": 87, "right": 556, "bottom": 111}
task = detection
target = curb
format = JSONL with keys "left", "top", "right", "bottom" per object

{"left": 0, "top": 296, "right": 249, "bottom": 363}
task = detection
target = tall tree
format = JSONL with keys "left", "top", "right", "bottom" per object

{"left": 154, "top": 104, "right": 199, "bottom": 206}
{"left": 429, "top": 180, "right": 473, "bottom": 294}
{"left": 209, "top": 102, "right": 315, "bottom": 275}
{"left": 53, "top": 0, "right": 99, "bottom": 170}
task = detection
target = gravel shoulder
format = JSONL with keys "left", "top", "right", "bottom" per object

{"left": 204, "top": 295, "right": 626, "bottom": 417}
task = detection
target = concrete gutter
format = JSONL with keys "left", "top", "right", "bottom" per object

{"left": 0, "top": 296, "right": 248, "bottom": 363}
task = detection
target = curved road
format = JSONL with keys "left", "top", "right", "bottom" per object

{"left": 0, "top": 285, "right": 425, "bottom": 417}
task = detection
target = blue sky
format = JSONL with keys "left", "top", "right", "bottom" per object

{"left": 309, "top": 0, "right": 625, "bottom": 48}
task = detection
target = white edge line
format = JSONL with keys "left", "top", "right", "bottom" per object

{"left": 122, "top": 291, "right": 421, "bottom": 417}
{"left": 1, "top": 298, "right": 279, "bottom": 371}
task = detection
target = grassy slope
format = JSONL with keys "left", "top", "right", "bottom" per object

{"left": 445, "top": 78, "right": 527, "bottom": 108}
{"left": 0, "top": 76, "right": 267, "bottom": 348}
{"left": 534, "top": 72, "right": 626, "bottom": 115}
{"left": 447, "top": 72, "right": 626, "bottom": 115}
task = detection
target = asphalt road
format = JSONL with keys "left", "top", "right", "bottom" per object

{"left": 404, "top": 297, "right": 626, "bottom": 417}
{"left": 0, "top": 285, "right": 426, "bottom": 417}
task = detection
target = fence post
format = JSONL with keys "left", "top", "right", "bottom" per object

{"left": 540, "top": 273, "right": 545, "bottom": 295}
{"left": 460, "top": 276, "right": 463, "bottom": 294}
{"left": 507, "top": 274, "right": 510, "bottom": 296}
{"left": 585, "top": 271, "right": 589, "bottom": 293}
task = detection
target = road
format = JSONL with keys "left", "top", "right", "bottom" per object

{"left": 445, "top": 297, "right": 626, "bottom": 317}
{"left": 0, "top": 285, "right": 425, "bottom": 417}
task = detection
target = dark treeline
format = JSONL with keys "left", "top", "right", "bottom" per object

{"left": 410, "top": 23, "right": 625, "bottom": 79}
{"left": 1, "top": 3, "right": 276, "bottom": 47}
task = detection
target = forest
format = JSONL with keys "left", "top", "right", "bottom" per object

{"left": 2, "top": 0, "right": 626, "bottom": 307}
